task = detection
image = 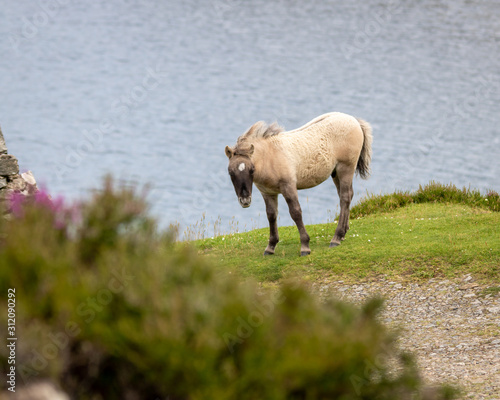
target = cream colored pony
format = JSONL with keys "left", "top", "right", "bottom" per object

{"left": 225, "top": 112, "right": 372, "bottom": 256}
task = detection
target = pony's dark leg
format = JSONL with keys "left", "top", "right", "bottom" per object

{"left": 330, "top": 165, "right": 354, "bottom": 247}
{"left": 262, "top": 193, "right": 279, "bottom": 255}
{"left": 281, "top": 185, "right": 311, "bottom": 256}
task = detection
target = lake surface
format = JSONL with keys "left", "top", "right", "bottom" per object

{"left": 1, "top": 0, "right": 499, "bottom": 236}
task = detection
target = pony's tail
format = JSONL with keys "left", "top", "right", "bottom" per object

{"left": 356, "top": 118, "right": 373, "bottom": 179}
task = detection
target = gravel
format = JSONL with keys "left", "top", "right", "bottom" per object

{"left": 312, "top": 274, "right": 500, "bottom": 399}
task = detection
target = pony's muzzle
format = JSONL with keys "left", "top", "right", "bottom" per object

{"left": 239, "top": 196, "right": 251, "bottom": 208}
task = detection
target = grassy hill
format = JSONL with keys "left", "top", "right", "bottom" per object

{"left": 196, "top": 183, "right": 500, "bottom": 283}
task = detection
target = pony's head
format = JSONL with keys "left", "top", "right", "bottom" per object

{"left": 225, "top": 144, "right": 255, "bottom": 208}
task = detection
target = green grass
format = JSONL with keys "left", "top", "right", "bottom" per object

{"left": 197, "top": 194, "right": 499, "bottom": 283}
{"left": 480, "top": 286, "right": 500, "bottom": 297}
{"left": 351, "top": 181, "right": 500, "bottom": 217}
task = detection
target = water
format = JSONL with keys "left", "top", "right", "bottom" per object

{"left": 1, "top": 0, "right": 499, "bottom": 236}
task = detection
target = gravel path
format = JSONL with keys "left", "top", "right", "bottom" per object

{"left": 313, "top": 274, "right": 500, "bottom": 400}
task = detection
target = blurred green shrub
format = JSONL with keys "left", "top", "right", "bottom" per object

{"left": 0, "top": 178, "right": 456, "bottom": 399}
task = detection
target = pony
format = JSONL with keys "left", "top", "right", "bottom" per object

{"left": 225, "top": 112, "right": 372, "bottom": 256}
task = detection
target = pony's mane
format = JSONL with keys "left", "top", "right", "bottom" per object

{"left": 236, "top": 121, "right": 284, "bottom": 148}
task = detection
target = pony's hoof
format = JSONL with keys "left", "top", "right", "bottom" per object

{"left": 329, "top": 242, "right": 340, "bottom": 248}
{"left": 300, "top": 251, "right": 311, "bottom": 257}
{"left": 263, "top": 251, "right": 274, "bottom": 256}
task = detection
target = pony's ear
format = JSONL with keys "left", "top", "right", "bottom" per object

{"left": 225, "top": 146, "right": 234, "bottom": 159}
{"left": 248, "top": 144, "right": 255, "bottom": 156}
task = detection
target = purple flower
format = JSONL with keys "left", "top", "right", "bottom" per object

{"left": 7, "top": 189, "right": 73, "bottom": 230}
{"left": 8, "top": 192, "right": 25, "bottom": 218}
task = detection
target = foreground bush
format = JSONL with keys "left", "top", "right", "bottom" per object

{"left": 0, "top": 178, "right": 456, "bottom": 399}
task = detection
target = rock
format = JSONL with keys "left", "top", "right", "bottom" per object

{"left": 0, "top": 127, "right": 7, "bottom": 154}
{"left": 486, "top": 306, "right": 500, "bottom": 315}
{"left": 0, "top": 130, "right": 38, "bottom": 210}
{"left": 6, "top": 174, "right": 27, "bottom": 192}
{"left": 21, "top": 170, "right": 38, "bottom": 194}
{"left": 21, "top": 170, "right": 37, "bottom": 186}
{"left": 0, "top": 154, "right": 19, "bottom": 176}
{"left": 459, "top": 283, "right": 479, "bottom": 290}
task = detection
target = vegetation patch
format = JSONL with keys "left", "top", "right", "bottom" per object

{"left": 350, "top": 181, "right": 499, "bottom": 218}
{"left": 480, "top": 286, "right": 500, "bottom": 297}
{"left": 198, "top": 187, "right": 499, "bottom": 283}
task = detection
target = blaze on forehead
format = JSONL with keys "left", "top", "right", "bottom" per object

{"left": 229, "top": 159, "right": 249, "bottom": 173}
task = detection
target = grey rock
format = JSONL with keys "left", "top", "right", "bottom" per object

{"left": 0, "top": 127, "right": 7, "bottom": 154}
{"left": 21, "top": 170, "right": 37, "bottom": 186}
{"left": 7, "top": 175, "right": 26, "bottom": 192}
{"left": 0, "top": 154, "right": 19, "bottom": 176}
{"left": 0, "top": 176, "right": 6, "bottom": 189}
